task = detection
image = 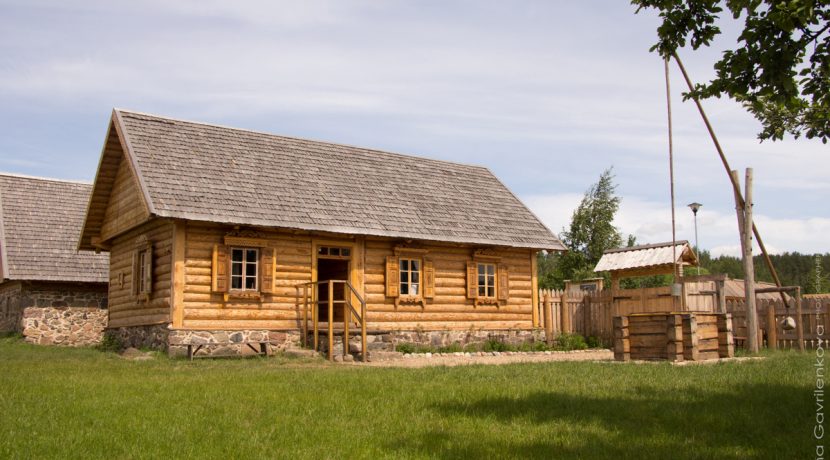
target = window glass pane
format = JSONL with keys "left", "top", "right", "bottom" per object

{"left": 488, "top": 286, "right": 495, "bottom": 297}
{"left": 412, "top": 272, "right": 419, "bottom": 284}
{"left": 400, "top": 259, "right": 409, "bottom": 271}
{"left": 487, "top": 264, "right": 495, "bottom": 275}
{"left": 232, "top": 249, "right": 243, "bottom": 262}
{"left": 232, "top": 262, "right": 242, "bottom": 276}
{"left": 246, "top": 249, "right": 257, "bottom": 261}
{"left": 411, "top": 284, "right": 419, "bottom": 295}
{"left": 330, "top": 248, "right": 340, "bottom": 256}
{"left": 247, "top": 262, "right": 257, "bottom": 278}
{"left": 411, "top": 260, "right": 419, "bottom": 271}
{"left": 478, "top": 275, "right": 485, "bottom": 286}
{"left": 232, "top": 277, "right": 242, "bottom": 290}
{"left": 341, "top": 248, "right": 350, "bottom": 257}
{"left": 478, "top": 264, "right": 485, "bottom": 276}
{"left": 245, "top": 277, "right": 256, "bottom": 290}
{"left": 400, "top": 272, "right": 407, "bottom": 283}
{"left": 400, "top": 283, "right": 409, "bottom": 295}
{"left": 488, "top": 274, "right": 495, "bottom": 286}
{"left": 478, "top": 286, "right": 485, "bottom": 296}
{"left": 318, "top": 247, "right": 328, "bottom": 255}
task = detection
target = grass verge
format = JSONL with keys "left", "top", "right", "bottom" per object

{"left": 0, "top": 337, "right": 814, "bottom": 459}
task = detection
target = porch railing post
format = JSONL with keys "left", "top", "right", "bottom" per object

{"left": 328, "top": 280, "right": 334, "bottom": 361}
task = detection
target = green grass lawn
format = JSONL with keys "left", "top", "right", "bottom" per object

{"left": 0, "top": 337, "right": 816, "bottom": 459}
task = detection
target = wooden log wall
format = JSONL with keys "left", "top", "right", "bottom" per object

{"left": 108, "top": 219, "right": 173, "bottom": 328}
{"left": 362, "top": 239, "right": 535, "bottom": 331}
{"left": 181, "top": 222, "right": 312, "bottom": 331}
{"left": 177, "top": 223, "right": 537, "bottom": 331}
{"left": 614, "top": 312, "right": 734, "bottom": 362}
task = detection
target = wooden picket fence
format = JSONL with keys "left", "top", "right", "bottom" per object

{"left": 538, "top": 287, "right": 829, "bottom": 350}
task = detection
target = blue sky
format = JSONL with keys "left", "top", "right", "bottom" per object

{"left": 0, "top": 1, "right": 827, "bottom": 256}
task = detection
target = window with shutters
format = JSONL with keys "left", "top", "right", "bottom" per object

{"left": 477, "top": 263, "right": 496, "bottom": 298}
{"left": 231, "top": 248, "right": 259, "bottom": 291}
{"left": 399, "top": 258, "right": 421, "bottom": 296}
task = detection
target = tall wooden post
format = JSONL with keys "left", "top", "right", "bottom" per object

{"left": 766, "top": 302, "right": 778, "bottom": 350}
{"left": 328, "top": 280, "right": 334, "bottom": 361}
{"left": 796, "top": 286, "right": 805, "bottom": 351}
{"left": 716, "top": 278, "right": 727, "bottom": 313}
{"left": 743, "top": 169, "right": 759, "bottom": 353}
{"left": 543, "top": 292, "right": 553, "bottom": 345}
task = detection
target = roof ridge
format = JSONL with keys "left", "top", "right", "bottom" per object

{"left": 604, "top": 240, "right": 690, "bottom": 254}
{"left": 0, "top": 171, "right": 92, "bottom": 186}
{"left": 114, "top": 108, "right": 490, "bottom": 172}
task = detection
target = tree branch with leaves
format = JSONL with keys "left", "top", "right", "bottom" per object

{"left": 633, "top": 0, "right": 829, "bottom": 143}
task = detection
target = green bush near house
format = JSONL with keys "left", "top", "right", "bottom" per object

{"left": 0, "top": 336, "right": 815, "bottom": 459}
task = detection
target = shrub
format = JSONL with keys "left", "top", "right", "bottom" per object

{"left": 97, "top": 331, "right": 123, "bottom": 353}
{"left": 555, "top": 333, "right": 588, "bottom": 351}
{"left": 437, "top": 342, "right": 463, "bottom": 353}
{"left": 395, "top": 343, "right": 416, "bottom": 354}
{"left": 586, "top": 336, "right": 602, "bottom": 349}
{"left": 482, "top": 339, "right": 515, "bottom": 352}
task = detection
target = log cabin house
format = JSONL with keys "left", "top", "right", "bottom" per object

{"left": 0, "top": 173, "right": 109, "bottom": 344}
{"left": 79, "top": 109, "right": 565, "bottom": 355}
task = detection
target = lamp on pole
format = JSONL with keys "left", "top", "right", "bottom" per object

{"left": 688, "top": 202, "right": 702, "bottom": 275}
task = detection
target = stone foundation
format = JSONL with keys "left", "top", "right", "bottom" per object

{"left": 21, "top": 307, "right": 108, "bottom": 346}
{"left": 107, "top": 325, "right": 548, "bottom": 358}
{"left": 107, "top": 324, "right": 171, "bottom": 351}
{"left": 318, "top": 329, "right": 547, "bottom": 355}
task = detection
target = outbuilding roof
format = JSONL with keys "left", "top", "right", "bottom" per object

{"left": 81, "top": 109, "right": 565, "bottom": 250}
{"left": 0, "top": 174, "right": 108, "bottom": 283}
{"left": 593, "top": 241, "right": 698, "bottom": 274}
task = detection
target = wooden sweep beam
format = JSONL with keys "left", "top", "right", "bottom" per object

{"left": 671, "top": 52, "right": 789, "bottom": 308}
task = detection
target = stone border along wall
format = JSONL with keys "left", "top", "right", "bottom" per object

{"left": 21, "top": 307, "right": 108, "bottom": 346}
{"left": 110, "top": 326, "right": 549, "bottom": 358}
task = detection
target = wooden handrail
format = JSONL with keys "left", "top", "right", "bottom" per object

{"left": 295, "top": 279, "right": 368, "bottom": 362}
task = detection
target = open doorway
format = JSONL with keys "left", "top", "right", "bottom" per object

{"left": 317, "top": 258, "right": 349, "bottom": 323}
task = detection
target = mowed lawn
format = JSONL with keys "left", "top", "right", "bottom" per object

{"left": 0, "top": 338, "right": 815, "bottom": 459}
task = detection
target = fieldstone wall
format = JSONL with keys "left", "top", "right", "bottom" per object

{"left": 168, "top": 330, "right": 302, "bottom": 357}
{"left": 22, "top": 307, "right": 107, "bottom": 346}
{"left": 0, "top": 281, "right": 108, "bottom": 346}
{"left": 319, "top": 329, "right": 547, "bottom": 355}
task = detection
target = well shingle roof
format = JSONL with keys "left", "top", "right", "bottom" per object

{"left": 594, "top": 241, "right": 697, "bottom": 273}
{"left": 115, "top": 110, "right": 564, "bottom": 250}
{"left": 0, "top": 174, "right": 109, "bottom": 282}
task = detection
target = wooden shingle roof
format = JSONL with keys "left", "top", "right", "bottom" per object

{"left": 0, "top": 174, "right": 108, "bottom": 283}
{"left": 594, "top": 241, "right": 698, "bottom": 274}
{"left": 83, "top": 109, "right": 564, "bottom": 250}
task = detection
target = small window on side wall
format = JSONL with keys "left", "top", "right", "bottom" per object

{"left": 133, "top": 243, "right": 153, "bottom": 297}
{"left": 477, "top": 263, "right": 496, "bottom": 298}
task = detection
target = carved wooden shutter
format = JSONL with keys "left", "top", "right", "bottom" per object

{"left": 498, "top": 263, "right": 509, "bottom": 301}
{"left": 212, "top": 244, "right": 229, "bottom": 293}
{"left": 466, "top": 260, "right": 478, "bottom": 299}
{"left": 385, "top": 255, "right": 399, "bottom": 297}
{"left": 423, "top": 260, "right": 435, "bottom": 299}
{"left": 260, "top": 247, "right": 276, "bottom": 294}
{"left": 143, "top": 244, "right": 153, "bottom": 295}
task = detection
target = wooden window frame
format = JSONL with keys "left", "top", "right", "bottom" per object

{"left": 230, "top": 247, "right": 259, "bottom": 293}
{"left": 477, "top": 262, "right": 497, "bottom": 300}
{"left": 399, "top": 257, "right": 422, "bottom": 299}
{"left": 133, "top": 241, "right": 153, "bottom": 301}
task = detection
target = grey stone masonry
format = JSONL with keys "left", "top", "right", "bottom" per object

{"left": 22, "top": 307, "right": 107, "bottom": 346}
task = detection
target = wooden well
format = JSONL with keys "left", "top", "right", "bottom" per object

{"left": 614, "top": 312, "right": 734, "bottom": 362}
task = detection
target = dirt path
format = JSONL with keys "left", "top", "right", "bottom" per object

{"left": 352, "top": 349, "right": 614, "bottom": 368}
